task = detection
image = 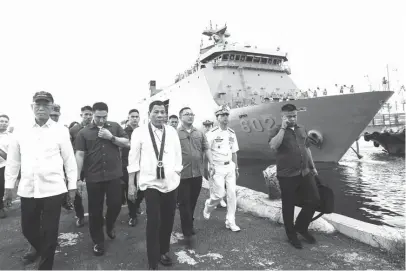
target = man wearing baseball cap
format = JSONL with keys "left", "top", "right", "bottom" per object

{"left": 202, "top": 105, "right": 241, "bottom": 232}
{"left": 4, "top": 90, "right": 77, "bottom": 269}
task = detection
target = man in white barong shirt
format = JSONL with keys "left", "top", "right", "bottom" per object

{"left": 3, "top": 91, "right": 77, "bottom": 270}
{"left": 127, "top": 100, "right": 182, "bottom": 270}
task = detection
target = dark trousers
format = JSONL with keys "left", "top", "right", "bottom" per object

{"left": 178, "top": 176, "right": 202, "bottom": 236}
{"left": 278, "top": 174, "right": 320, "bottom": 238}
{"left": 121, "top": 167, "right": 144, "bottom": 218}
{"left": 21, "top": 194, "right": 64, "bottom": 270}
{"left": 144, "top": 188, "right": 177, "bottom": 267}
{"left": 0, "top": 167, "right": 5, "bottom": 209}
{"left": 86, "top": 179, "right": 122, "bottom": 245}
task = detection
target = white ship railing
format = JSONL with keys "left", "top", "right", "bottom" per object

{"left": 213, "top": 61, "right": 287, "bottom": 72}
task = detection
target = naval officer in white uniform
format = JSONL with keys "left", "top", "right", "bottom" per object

{"left": 203, "top": 105, "right": 241, "bottom": 232}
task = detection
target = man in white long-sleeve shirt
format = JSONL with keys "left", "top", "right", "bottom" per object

{"left": 3, "top": 91, "right": 77, "bottom": 270}
{"left": 127, "top": 100, "right": 182, "bottom": 270}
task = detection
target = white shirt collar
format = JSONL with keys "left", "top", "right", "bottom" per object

{"left": 32, "top": 118, "right": 55, "bottom": 128}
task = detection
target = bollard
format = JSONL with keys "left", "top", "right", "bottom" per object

{"left": 263, "top": 165, "right": 281, "bottom": 199}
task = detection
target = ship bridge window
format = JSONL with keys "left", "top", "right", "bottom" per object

{"left": 222, "top": 54, "right": 229, "bottom": 61}
{"left": 229, "top": 54, "right": 235, "bottom": 60}
{"left": 253, "top": 56, "right": 260, "bottom": 63}
{"left": 268, "top": 58, "right": 273, "bottom": 64}
{"left": 246, "top": 55, "right": 253, "bottom": 62}
{"left": 235, "top": 55, "right": 241, "bottom": 61}
{"left": 260, "top": 58, "right": 267, "bottom": 64}
{"left": 240, "top": 55, "right": 246, "bottom": 61}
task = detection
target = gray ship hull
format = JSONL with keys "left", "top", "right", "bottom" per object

{"left": 227, "top": 91, "right": 393, "bottom": 163}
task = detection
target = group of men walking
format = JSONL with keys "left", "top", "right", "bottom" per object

{"left": 0, "top": 90, "right": 321, "bottom": 270}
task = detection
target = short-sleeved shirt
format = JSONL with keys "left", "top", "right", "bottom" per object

{"left": 75, "top": 121, "right": 128, "bottom": 183}
{"left": 121, "top": 125, "right": 138, "bottom": 167}
{"left": 178, "top": 126, "right": 209, "bottom": 179}
{"left": 268, "top": 124, "right": 311, "bottom": 177}
{"left": 69, "top": 123, "right": 86, "bottom": 148}
{"left": 206, "top": 126, "right": 239, "bottom": 163}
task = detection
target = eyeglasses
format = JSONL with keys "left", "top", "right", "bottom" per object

{"left": 183, "top": 113, "right": 195, "bottom": 117}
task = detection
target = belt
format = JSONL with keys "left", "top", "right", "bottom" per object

{"left": 214, "top": 161, "right": 230, "bottom": 165}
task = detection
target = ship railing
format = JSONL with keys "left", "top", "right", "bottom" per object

{"left": 368, "top": 113, "right": 406, "bottom": 127}
{"left": 213, "top": 61, "right": 285, "bottom": 72}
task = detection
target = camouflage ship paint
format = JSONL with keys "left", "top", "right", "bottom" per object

{"left": 136, "top": 23, "right": 393, "bottom": 163}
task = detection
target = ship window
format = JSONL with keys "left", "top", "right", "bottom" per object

{"left": 240, "top": 55, "right": 246, "bottom": 61}
{"left": 260, "top": 58, "right": 267, "bottom": 64}
{"left": 268, "top": 58, "right": 273, "bottom": 64}
{"left": 273, "top": 59, "right": 278, "bottom": 65}
{"left": 229, "top": 54, "right": 235, "bottom": 60}
{"left": 253, "top": 56, "right": 260, "bottom": 63}
{"left": 246, "top": 55, "right": 253, "bottom": 62}
{"left": 235, "top": 55, "right": 241, "bottom": 61}
{"left": 222, "top": 54, "right": 229, "bottom": 61}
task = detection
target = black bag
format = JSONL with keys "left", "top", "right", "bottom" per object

{"left": 295, "top": 175, "right": 335, "bottom": 222}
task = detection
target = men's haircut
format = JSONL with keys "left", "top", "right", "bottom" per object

{"left": 92, "top": 102, "right": 109, "bottom": 112}
{"left": 81, "top": 106, "right": 92, "bottom": 112}
{"left": 169, "top": 115, "right": 178, "bottom": 120}
{"left": 179, "top": 107, "right": 191, "bottom": 116}
{"left": 68, "top": 121, "right": 79, "bottom": 129}
{"left": 281, "top": 104, "right": 297, "bottom": 112}
{"left": 0, "top": 114, "right": 9, "bottom": 120}
{"left": 128, "top": 109, "right": 139, "bottom": 115}
{"left": 149, "top": 100, "right": 165, "bottom": 113}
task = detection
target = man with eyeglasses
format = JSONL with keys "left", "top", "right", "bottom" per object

{"left": 4, "top": 91, "right": 77, "bottom": 269}
{"left": 177, "top": 108, "right": 214, "bottom": 247}
{"left": 203, "top": 105, "right": 241, "bottom": 232}
{"left": 74, "top": 102, "right": 129, "bottom": 256}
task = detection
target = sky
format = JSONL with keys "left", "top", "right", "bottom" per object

{"left": 0, "top": 0, "right": 405, "bottom": 127}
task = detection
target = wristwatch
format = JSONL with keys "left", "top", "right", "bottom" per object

{"left": 110, "top": 136, "right": 116, "bottom": 143}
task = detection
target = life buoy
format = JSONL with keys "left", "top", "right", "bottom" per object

{"left": 307, "top": 130, "right": 323, "bottom": 149}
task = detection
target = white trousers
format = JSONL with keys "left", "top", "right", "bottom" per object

{"left": 206, "top": 162, "right": 237, "bottom": 223}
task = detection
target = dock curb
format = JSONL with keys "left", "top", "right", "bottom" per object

{"left": 202, "top": 178, "right": 405, "bottom": 254}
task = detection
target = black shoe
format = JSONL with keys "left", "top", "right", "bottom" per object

{"left": 159, "top": 253, "right": 173, "bottom": 266}
{"left": 128, "top": 217, "right": 137, "bottom": 227}
{"left": 106, "top": 228, "right": 116, "bottom": 239}
{"left": 22, "top": 249, "right": 39, "bottom": 264}
{"left": 93, "top": 244, "right": 104, "bottom": 256}
{"left": 297, "top": 230, "right": 316, "bottom": 244}
{"left": 288, "top": 236, "right": 303, "bottom": 249}
{"left": 149, "top": 264, "right": 158, "bottom": 270}
{"left": 76, "top": 217, "right": 85, "bottom": 227}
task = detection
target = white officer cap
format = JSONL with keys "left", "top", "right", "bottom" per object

{"left": 214, "top": 105, "right": 230, "bottom": 116}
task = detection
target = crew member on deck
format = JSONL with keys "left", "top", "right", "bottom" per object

{"left": 268, "top": 103, "right": 320, "bottom": 249}
{"left": 203, "top": 105, "right": 240, "bottom": 232}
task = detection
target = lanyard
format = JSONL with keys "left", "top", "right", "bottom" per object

{"left": 148, "top": 123, "right": 166, "bottom": 179}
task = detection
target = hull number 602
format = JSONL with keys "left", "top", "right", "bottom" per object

{"left": 239, "top": 115, "right": 276, "bottom": 133}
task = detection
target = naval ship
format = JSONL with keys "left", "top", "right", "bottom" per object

{"left": 135, "top": 23, "right": 393, "bottom": 164}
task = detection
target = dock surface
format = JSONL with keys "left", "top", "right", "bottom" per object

{"left": 0, "top": 189, "right": 404, "bottom": 270}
